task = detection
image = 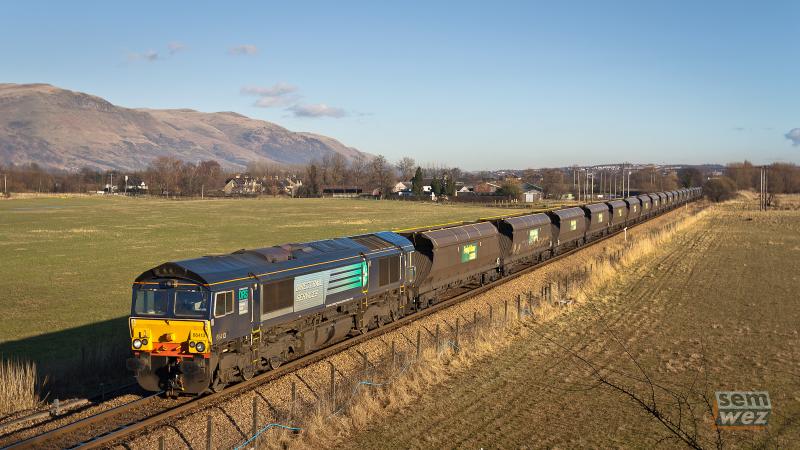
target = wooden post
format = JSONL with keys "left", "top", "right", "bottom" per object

{"left": 435, "top": 323, "right": 440, "bottom": 353}
{"left": 158, "top": 436, "right": 165, "bottom": 450}
{"left": 416, "top": 330, "right": 421, "bottom": 359}
{"left": 455, "top": 318, "right": 460, "bottom": 352}
{"left": 252, "top": 396, "right": 258, "bottom": 440}
{"left": 329, "top": 361, "right": 336, "bottom": 412}
{"left": 516, "top": 295, "right": 521, "bottom": 319}
{"left": 290, "top": 381, "right": 296, "bottom": 421}
{"left": 504, "top": 300, "right": 508, "bottom": 322}
{"left": 206, "top": 415, "right": 213, "bottom": 450}
{"left": 362, "top": 351, "right": 369, "bottom": 374}
{"left": 391, "top": 340, "right": 396, "bottom": 370}
{"left": 489, "top": 304, "right": 493, "bottom": 324}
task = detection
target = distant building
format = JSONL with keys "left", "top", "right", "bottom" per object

{"left": 521, "top": 183, "right": 543, "bottom": 202}
{"left": 124, "top": 179, "right": 148, "bottom": 195}
{"left": 321, "top": 186, "right": 362, "bottom": 198}
{"left": 223, "top": 174, "right": 262, "bottom": 195}
{"left": 392, "top": 181, "right": 412, "bottom": 195}
{"left": 474, "top": 182, "right": 501, "bottom": 194}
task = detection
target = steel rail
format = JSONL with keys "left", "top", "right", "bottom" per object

{"left": 8, "top": 200, "right": 700, "bottom": 450}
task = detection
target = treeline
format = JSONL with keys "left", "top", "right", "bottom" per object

{"left": 0, "top": 158, "right": 227, "bottom": 196}
{"left": 723, "top": 161, "right": 800, "bottom": 193}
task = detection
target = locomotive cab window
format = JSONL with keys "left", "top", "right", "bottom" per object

{"left": 174, "top": 290, "right": 208, "bottom": 318}
{"left": 134, "top": 290, "right": 170, "bottom": 316}
{"left": 214, "top": 291, "right": 234, "bottom": 317}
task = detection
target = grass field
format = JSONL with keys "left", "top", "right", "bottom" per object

{"left": 342, "top": 195, "right": 800, "bottom": 448}
{"left": 0, "top": 196, "right": 507, "bottom": 394}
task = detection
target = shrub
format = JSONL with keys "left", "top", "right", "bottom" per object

{"left": 704, "top": 176, "right": 737, "bottom": 202}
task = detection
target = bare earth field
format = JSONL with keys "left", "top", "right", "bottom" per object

{"left": 343, "top": 196, "right": 800, "bottom": 448}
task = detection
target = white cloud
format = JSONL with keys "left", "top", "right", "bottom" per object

{"left": 241, "top": 83, "right": 299, "bottom": 107}
{"left": 785, "top": 128, "right": 800, "bottom": 146}
{"left": 168, "top": 42, "right": 187, "bottom": 55}
{"left": 229, "top": 44, "right": 259, "bottom": 56}
{"left": 288, "top": 103, "right": 347, "bottom": 118}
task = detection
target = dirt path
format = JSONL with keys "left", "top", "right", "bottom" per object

{"left": 343, "top": 198, "right": 800, "bottom": 449}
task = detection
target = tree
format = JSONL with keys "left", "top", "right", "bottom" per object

{"left": 349, "top": 154, "right": 368, "bottom": 188}
{"left": 704, "top": 176, "right": 737, "bottom": 202}
{"left": 541, "top": 168, "right": 569, "bottom": 198}
{"left": 724, "top": 161, "right": 757, "bottom": 190}
{"left": 497, "top": 178, "right": 522, "bottom": 198}
{"left": 305, "top": 161, "right": 321, "bottom": 196}
{"left": 369, "top": 155, "right": 394, "bottom": 198}
{"left": 677, "top": 167, "right": 703, "bottom": 188}
{"left": 411, "top": 167, "right": 424, "bottom": 197}
{"left": 395, "top": 157, "right": 416, "bottom": 181}
{"left": 430, "top": 176, "right": 442, "bottom": 196}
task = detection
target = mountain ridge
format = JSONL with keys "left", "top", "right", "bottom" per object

{"left": 0, "top": 83, "right": 369, "bottom": 171}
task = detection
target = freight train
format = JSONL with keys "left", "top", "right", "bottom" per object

{"left": 127, "top": 188, "right": 702, "bottom": 395}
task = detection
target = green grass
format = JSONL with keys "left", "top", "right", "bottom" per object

{"left": 0, "top": 196, "right": 506, "bottom": 364}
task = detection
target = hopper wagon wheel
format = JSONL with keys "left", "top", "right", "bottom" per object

{"left": 240, "top": 364, "right": 255, "bottom": 381}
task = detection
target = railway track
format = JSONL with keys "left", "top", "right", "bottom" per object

{"left": 2, "top": 204, "right": 701, "bottom": 450}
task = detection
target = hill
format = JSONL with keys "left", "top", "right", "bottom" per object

{"left": 0, "top": 83, "right": 369, "bottom": 171}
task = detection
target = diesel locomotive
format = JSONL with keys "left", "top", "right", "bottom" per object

{"left": 127, "top": 188, "right": 702, "bottom": 395}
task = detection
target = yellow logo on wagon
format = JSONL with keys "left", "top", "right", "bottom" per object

{"left": 461, "top": 243, "right": 478, "bottom": 263}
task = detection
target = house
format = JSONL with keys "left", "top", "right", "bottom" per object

{"left": 391, "top": 181, "right": 411, "bottom": 194}
{"left": 124, "top": 179, "right": 148, "bottom": 195}
{"left": 223, "top": 174, "right": 262, "bottom": 196}
{"left": 521, "top": 183, "right": 543, "bottom": 202}
{"left": 474, "top": 182, "right": 501, "bottom": 194}
{"left": 281, "top": 178, "right": 303, "bottom": 197}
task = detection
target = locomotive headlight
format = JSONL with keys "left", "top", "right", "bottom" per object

{"left": 132, "top": 339, "right": 143, "bottom": 349}
{"left": 141, "top": 338, "right": 148, "bottom": 346}
{"left": 189, "top": 341, "right": 196, "bottom": 348}
{"left": 195, "top": 342, "right": 206, "bottom": 352}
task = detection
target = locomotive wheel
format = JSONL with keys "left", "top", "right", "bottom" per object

{"left": 268, "top": 356, "right": 283, "bottom": 370}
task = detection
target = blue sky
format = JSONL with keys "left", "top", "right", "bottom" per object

{"left": 1, "top": 1, "right": 798, "bottom": 170}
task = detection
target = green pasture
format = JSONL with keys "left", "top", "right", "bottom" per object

{"left": 0, "top": 196, "right": 507, "bottom": 363}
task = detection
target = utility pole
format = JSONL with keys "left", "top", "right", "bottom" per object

{"left": 201, "top": 184, "right": 205, "bottom": 200}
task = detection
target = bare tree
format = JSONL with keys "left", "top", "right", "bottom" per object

{"left": 395, "top": 157, "right": 416, "bottom": 181}
{"left": 370, "top": 155, "right": 395, "bottom": 198}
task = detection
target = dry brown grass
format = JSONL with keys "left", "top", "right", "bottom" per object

{"left": 271, "top": 207, "right": 707, "bottom": 449}
{"left": 0, "top": 359, "right": 41, "bottom": 416}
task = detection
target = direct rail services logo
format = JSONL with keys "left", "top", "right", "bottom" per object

{"left": 714, "top": 391, "right": 771, "bottom": 429}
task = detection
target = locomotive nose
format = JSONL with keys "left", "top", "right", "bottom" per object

{"left": 162, "top": 332, "right": 177, "bottom": 342}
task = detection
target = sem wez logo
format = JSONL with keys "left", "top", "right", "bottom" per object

{"left": 714, "top": 391, "right": 771, "bottom": 429}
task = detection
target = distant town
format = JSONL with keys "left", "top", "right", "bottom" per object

{"left": 2, "top": 157, "right": 798, "bottom": 202}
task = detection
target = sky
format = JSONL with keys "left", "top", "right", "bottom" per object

{"left": 1, "top": 0, "right": 798, "bottom": 170}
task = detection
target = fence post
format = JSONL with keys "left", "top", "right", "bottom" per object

{"left": 206, "top": 415, "right": 213, "bottom": 450}
{"left": 455, "top": 318, "right": 460, "bottom": 352}
{"left": 391, "top": 340, "right": 396, "bottom": 371}
{"left": 158, "top": 436, "right": 165, "bottom": 450}
{"left": 290, "top": 381, "right": 296, "bottom": 421}
{"left": 435, "top": 323, "right": 440, "bottom": 353}
{"left": 362, "top": 351, "right": 369, "bottom": 374}
{"left": 473, "top": 311, "right": 478, "bottom": 329}
{"left": 504, "top": 300, "right": 508, "bottom": 322}
{"left": 489, "top": 304, "right": 493, "bottom": 324}
{"left": 516, "top": 295, "right": 521, "bottom": 319}
{"left": 329, "top": 361, "right": 336, "bottom": 413}
{"left": 252, "top": 396, "right": 258, "bottom": 443}
{"left": 416, "top": 330, "right": 421, "bottom": 360}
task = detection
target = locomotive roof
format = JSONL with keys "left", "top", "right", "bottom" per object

{"left": 135, "top": 231, "right": 412, "bottom": 287}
